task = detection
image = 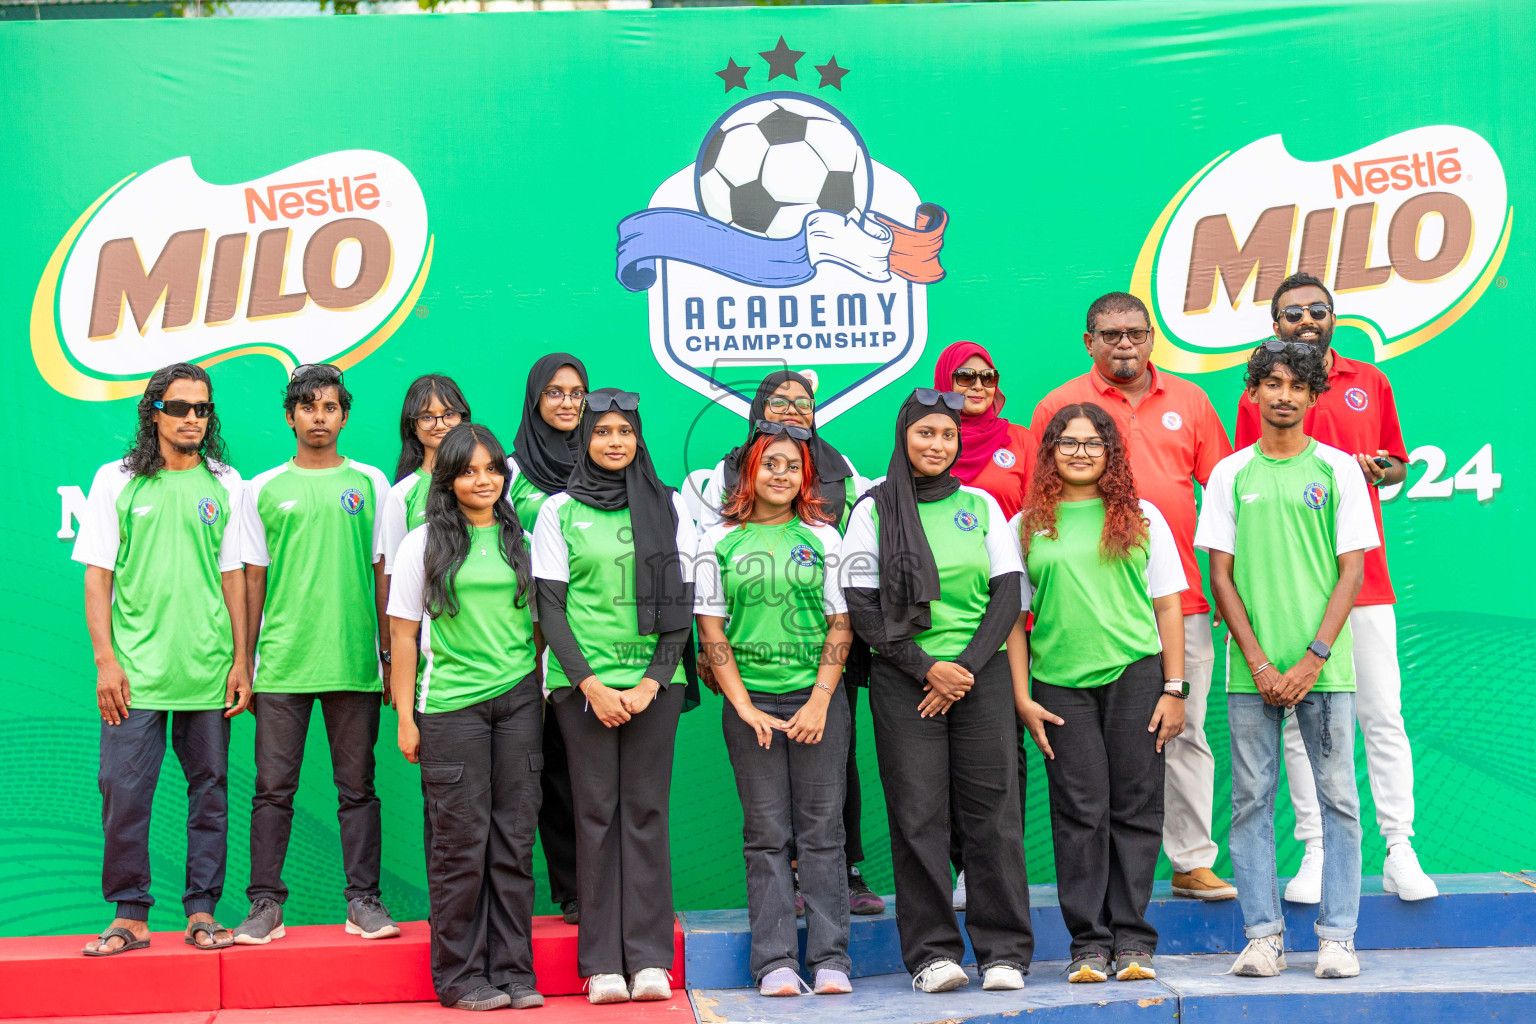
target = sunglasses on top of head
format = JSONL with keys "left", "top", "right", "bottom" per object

{"left": 291, "top": 362, "right": 344, "bottom": 382}
{"left": 951, "top": 368, "right": 1000, "bottom": 388}
{"left": 912, "top": 388, "right": 968, "bottom": 412}
{"left": 584, "top": 390, "right": 640, "bottom": 413}
{"left": 1279, "top": 302, "right": 1333, "bottom": 323}
{"left": 1262, "top": 339, "right": 1316, "bottom": 356}
{"left": 755, "top": 419, "right": 812, "bottom": 441}
{"left": 153, "top": 399, "right": 214, "bottom": 419}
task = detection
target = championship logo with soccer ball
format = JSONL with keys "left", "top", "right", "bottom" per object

{"left": 616, "top": 46, "right": 948, "bottom": 424}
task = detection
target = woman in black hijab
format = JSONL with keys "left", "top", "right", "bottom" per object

{"left": 530, "top": 389, "right": 696, "bottom": 1006}
{"left": 840, "top": 389, "right": 1033, "bottom": 994}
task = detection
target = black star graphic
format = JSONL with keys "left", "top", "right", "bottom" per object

{"left": 815, "top": 56, "right": 849, "bottom": 90}
{"left": 759, "top": 36, "right": 805, "bottom": 81}
{"left": 715, "top": 58, "right": 750, "bottom": 92}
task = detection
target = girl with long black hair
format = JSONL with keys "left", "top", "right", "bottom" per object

{"left": 840, "top": 389, "right": 1032, "bottom": 994}
{"left": 531, "top": 389, "right": 696, "bottom": 1006}
{"left": 1013, "top": 404, "right": 1186, "bottom": 985}
{"left": 697, "top": 422, "right": 855, "bottom": 997}
{"left": 386, "top": 424, "right": 544, "bottom": 1013}
{"left": 379, "top": 374, "right": 472, "bottom": 575}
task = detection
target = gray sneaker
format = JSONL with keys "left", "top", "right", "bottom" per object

{"left": 501, "top": 983, "right": 546, "bottom": 1009}
{"left": 452, "top": 985, "right": 511, "bottom": 1011}
{"left": 346, "top": 895, "right": 400, "bottom": 939}
{"left": 233, "top": 897, "right": 285, "bottom": 945}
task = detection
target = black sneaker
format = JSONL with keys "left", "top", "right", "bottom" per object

{"left": 794, "top": 869, "right": 805, "bottom": 918}
{"left": 452, "top": 985, "right": 511, "bottom": 1011}
{"left": 561, "top": 898, "right": 580, "bottom": 925}
{"left": 501, "top": 983, "right": 546, "bottom": 1009}
{"left": 346, "top": 895, "right": 400, "bottom": 939}
{"left": 232, "top": 897, "right": 285, "bottom": 945}
{"left": 848, "top": 866, "right": 886, "bottom": 915}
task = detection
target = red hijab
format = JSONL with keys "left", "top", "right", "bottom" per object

{"left": 933, "top": 341, "right": 1010, "bottom": 484}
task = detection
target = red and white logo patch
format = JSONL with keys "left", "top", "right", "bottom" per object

{"left": 1345, "top": 387, "right": 1369, "bottom": 411}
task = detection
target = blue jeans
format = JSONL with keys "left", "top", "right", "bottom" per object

{"left": 1228, "top": 692, "right": 1361, "bottom": 942}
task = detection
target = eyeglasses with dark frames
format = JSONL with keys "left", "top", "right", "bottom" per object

{"left": 1055, "top": 437, "right": 1106, "bottom": 457}
{"left": 415, "top": 411, "right": 464, "bottom": 430}
{"left": 542, "top": 388, "right": 588, "bottom": 404}
{"left": 153, "top": 399, "right": 214, "bottom": 419}
{"left": 1279, "top": 303, "right": 1333, "bottom": 324}
{"left": 1092, "top": 328, "right": 1152, "bottom": 345}
{"left": 766, "top": 395, "right": 815, "bottom": 414}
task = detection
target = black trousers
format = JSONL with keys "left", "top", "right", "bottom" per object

{"left": 554, "top": 683, "right": 684, "bottom": 977}
{"left": 99, "top": 708, "right": 229, "bottom": 920}
{"left": 841, "top": 682, "right": 865, "bottom": 864}
{"left": 1038, "top": 655, "right": 1165, "bottom": 959}
{"left": 949, "top": 723, "right": 1028, "bottom": 876}
{"left": 419, "top": 673, "right": 544, "bottom": 1005}
{"left": 870, "top": 651, "right": 1033, "bottom": 974}
{"left": 247, "top": 690, "right": 382, "bottom": 904}
{"left": 537, "top": 705, "right": 578, "bottom": 905}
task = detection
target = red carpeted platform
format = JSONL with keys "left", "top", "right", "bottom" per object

{"left": 0, "top": 994, "right": 694, "bottom": 1024}
{"left": 0, "top": 916, "right": 685, "bottom": 1019}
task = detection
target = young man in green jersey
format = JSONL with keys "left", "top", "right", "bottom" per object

{"left": 73, "top": 363, "right": 250, "bottom": 956}
{"left": 233, "top": 364, "right": 398, "bottom": 944}
{"left": 1196, "top": 343, "right": 1376, "bottom": 981}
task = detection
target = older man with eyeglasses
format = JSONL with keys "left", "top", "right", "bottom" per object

{"left": 1032, "top": 292, "right": 1238, "bottom": 903}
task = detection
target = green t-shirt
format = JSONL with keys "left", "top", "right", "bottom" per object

{"left": 696, "top": 519, "right": 847, "bottom": 693}
{"left": 507, "top": 455, "right": 558, "bottom": 538}
{"left": 381, "top": 468, "right": 430, "bottom": 573}
{"left": 1015, "top": 498, "right": 1186, "bottom": 689}
{"left": 386, "top": 524, "right": 538, "bottom": 714}
{"left": 72, "top": 459, "right": 244, "bottom": 710}
{"left": 1195, "top": 439, "right": 1379, "bottom": 694}
{"left": 531, "top": 491, "right": 696, "bottom": 691}
{"left": 697, "top": 455, "right": 866, "bottom": 535}
{"left": 242, "top": 458, "right": 389, "bottom": 693}
{"left": 841, "top": 485, "right": 1022, "bottom": 661}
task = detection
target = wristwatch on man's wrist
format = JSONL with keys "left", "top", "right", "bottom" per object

{"left": 1306, "top": 640, "right": 1331, "bottom": 662}
{"left": 1163, "top": 678, "right": 1190, "bottom": 699}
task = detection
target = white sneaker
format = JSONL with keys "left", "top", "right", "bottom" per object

{"left": 981, "top": 965, "right": 1024, "bottom": 991}
{"left": 1284, "top": 846, "right": 1324, "bottom": 904}
{"left": 586, "top": 973, "right": 629, "bottom": 1004}
{"left": 1315, "top": 938, "right": 1360, "bottom": 979}
{"left": 1383, "top": 844, "right": 1440, "bottom": 901}
{"left": 629, "top": 967, "right": 672, "bottom": 1001}
{"left": 1231, "top": 934, "right": 1287, "bottom": 977}
{"left": 912, "top": 959, "right": 970, "bottom": 993}
{"left": 952, "top": 871, "right": 967, "bottom": 911}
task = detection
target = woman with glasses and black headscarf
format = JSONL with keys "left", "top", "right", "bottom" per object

{"left": 840, "top": 388, "right": 1033, "bottom": 994}
{"left": 531, "top": 389, "right": 696, "bottom": 1006}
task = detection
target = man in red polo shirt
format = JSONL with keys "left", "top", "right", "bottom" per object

{"left": 1234, "top": 273, "right": 1437, "bottom": 904}
{"left": 1033, "top": 292, "right": 1237, "bottom": 902}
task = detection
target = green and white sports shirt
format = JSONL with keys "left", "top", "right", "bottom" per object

{"left": 1012, "top": 499, "right": 1186, "bottom": 689}
{"left": 839, "top": 485, "right": 1022, "bottom": 661}
{"left": 242, "top": 458, "right": 389, "bottom": 693}
{"left": 695, "top": 454, "right": 868, "bottom": 535}
{"left": 507, "top": 455, "right": 559, "bottom": 540}
{"left": 695, "top": 518, "right": 847, "bottom": 693}
{"left": 387, "top": 524, "right": 538, "bottom": 714}
{"left": 1195, "top": 438, "right": 1379, "bottom": 694}
{"left": 71, "top": 459, "right": 244, "bottom": 711}
{"left": 531, "top": 491, "right": 697, "bottom": 692}
{"left": 380, "top": 468, "right": 430, "bottom": 573}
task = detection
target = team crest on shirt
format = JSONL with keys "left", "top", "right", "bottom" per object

{"left": 1345, "top": 387, "right": 1369, "bottom": 411}
{"left": 1161, "top": 411, "right": 1183, "bottom": 431}
{"left": 1302, "top": 482, "right": 1329, "bottom": 510}
{"left": 197, "top": 497, "right": 220, "bottom": 525}
{"left": 953, "top": 509, "right": 979, "bottom": 532}
{"left": 340, "top": 488, "right": 365, "bottom": 515}
{"left": 992, "top": 448, "right": 1015, "bottom": 469}
{"left": 789, "top": 544, "right": 818, "bottom": 567}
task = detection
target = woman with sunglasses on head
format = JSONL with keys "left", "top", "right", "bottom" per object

{"left": 386, "top": 424, "right": 545, "bottom": 1012}
{"left": 697, "top": 421, "right": 856, "bottom": 998}
{"left": 380, "top": 375, "right": 473, "bottom": 578}
{"left": 840, "top": 389, "right": 1032, "bottom": 994}
{"left": 531, "top": 389, "right": 696, "bottom": 1006}
{"left": 1012, "top": 403, "right": 1186, "bottom": 985}
{"left": 507, "top": 353, "right": 590, "bottom": 927}
{"left": 935, "top": 342, "right": 1037, "bottom": 521}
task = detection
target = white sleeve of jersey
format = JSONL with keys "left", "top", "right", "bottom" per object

{"left": 842, "top": 454, "right": 872, "bottom": 502}
{"left": 693, "top": 524, "right": 728, "bottom": 617}
{"left": 1008, "top": 511, "right": 1035, "bottom": 608}
{"left": 672, "top": 491, "right": 698, "bottom": 584}
{"left": 839, "top": 498, "right": 880, "bottom": 590}
{"left": 814, "top": 523, "right": 849, "bottom": 614}
{"left": 379, "top": 475, "right": 416, "bottom": 575}
{"left": 976, "top": 488, "right": 1025, "bottom": 579}
{"left": 1320, "top": 445, "right": 1382, "bottom": 555}
{"left": 361, "top": 463, "right": 392, "bottom": 564}
{"left": 1194, "top": 454, "right": 1239, "bottom": 555}
{"left": 696, "top": 461, "right": 726, "bottom": 535}
{"left": 1141, "top": 499, "right": 1188, "bottom": 599}
{"left": 531, "top": 493, "right": 570, "bottom": 582}
{"left": 213, "top": 465, "right": 245, "bottom": 573}
{"left": 71, "top": 462, "right": 128, "bottom": 571}
{"left": 385, "top": 526, "right": 428, "bottom": 621}
{"left": 239, "top": 468, "right": 273, "bottom": 567}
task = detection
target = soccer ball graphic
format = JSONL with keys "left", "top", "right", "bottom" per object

{"left": 695, "top": 95, "right": 871, "bottom": 239}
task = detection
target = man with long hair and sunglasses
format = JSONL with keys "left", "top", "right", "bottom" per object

{"left": 1196, "top": 341, "right": 1377, "bottom": 980}
{"left": 1031, "top": 292, "right": 1237, "bottom": 904}
{"left": 233, "top": 363, "right": 399, "bottom": 945}
{"left": 1235, "top": 273, "right": 1434, "bottom": 904}
{"left": 73, "top": 363, "right": 249, "bottom": 956}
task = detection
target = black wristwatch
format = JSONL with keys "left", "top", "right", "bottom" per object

{"left": 1306, "top": 640, "right": 1331, "bottom": 662}
{"left": 1162, "top": 678, "right": 1190, "bottom": 699}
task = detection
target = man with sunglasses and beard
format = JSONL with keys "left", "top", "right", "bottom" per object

{"left": 74, "top": 363, "right": 249, "bottom": 956}
{"left": 1032, "top": 292, "right": 1238, "bottom": 905}
{"left": 1198, "top": 341, "right": 1376, "bottom": 980}
{"left": 1235, "top": 274, "right": 1435, "bottom": 905}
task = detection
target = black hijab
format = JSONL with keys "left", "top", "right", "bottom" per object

{"left": 869, "top": 392, "right": 964, "bottom": 642}
{"left": 565, "top": 389, "right": 691, "bottom": 636}
{"left": 722, "top": 371, "right": 853, "bottom": 524}
{"left": 511, "top": 353, "right": 590, "bottom": 495}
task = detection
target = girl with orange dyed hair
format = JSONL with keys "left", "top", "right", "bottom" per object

{"left": 1010, "top": 402, "right": 1188, "bottom": 985}
{"left": 695, "top": 421, "right": 855, "bottom": 998}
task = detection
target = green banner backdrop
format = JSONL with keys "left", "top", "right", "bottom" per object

{"left": 2, "top": 0, "right": 1531, "bottom": 938}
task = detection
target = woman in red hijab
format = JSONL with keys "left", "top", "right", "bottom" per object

{"left": 934, "top": 341, "right": 1037, "bottom": 520}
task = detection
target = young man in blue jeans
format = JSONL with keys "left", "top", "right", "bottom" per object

{"left": 1195, "top": 341, "right": 1376, "bottom": 979}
